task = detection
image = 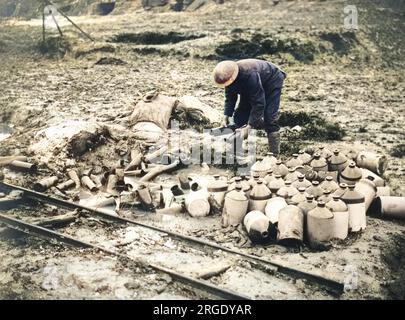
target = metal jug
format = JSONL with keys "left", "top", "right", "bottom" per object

{"left": 265, "top": 196, "right": 288, "bottom": 224}
{"left": 277, "top": 205, "right": 304, "bottom": 246}
{"left": 340, "top": 162, "right": 362, "bottom": 186}
{"left": 341, "top": 185, "right": 366, "bottom": 232}
{"left": 244, "top": 210, "right": 272, "bottom": 243}
{"left": 222, "top": 186, "right": 249, "bottom": 227}
{"left": 307, "top": 201, "right": 334, "bottom": 248}
{"left": 326, "top": 196, "right": 349, "bottom": 240}
{"left": 249, "top": 179, "right": 272, "bottom": 212}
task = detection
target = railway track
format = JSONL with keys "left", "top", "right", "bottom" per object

{"left": 0, "top": 181, "right": 345, "bottom": 299}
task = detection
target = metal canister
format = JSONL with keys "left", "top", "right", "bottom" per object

{"left": 326, "top": 196, "right": 349, "bottom": 240}
{"left": 33, "top": 176, "right": 59, "bottom": 192}
{"left": 222, "top": 186, "right": 248, "bottom": 227}
{"left": 310, "top": 153, "right": 328, "bottom": 172}
{"left": 277, "top": 205, "right": 304, "bottom": 246}
{"left": 248, "top": 180, "right": 272, "bottom": 212}
{"left": 369, "top": 196, "right": 405, "bottom": 220}
{"left": 307, "top": 201, "right": 334, "bottom": 248}
{"left": 355, "top": 177, "right": 377, "bottom": 212}
{"left": 207, "top": 174, "right": 228, "bottom": 208}
{"left": 265, "top": 196, "right": 288, "bottom": 224}
{"left": 286, "top": 154, "right": 303, "bottom": 169}
{"left": 244, "top": 210, "right": 272, "bottom": 243}
{"left": 341, "top": 185, "right": 366, "bottom": 232}
{"left": 185, "top": 188, "right": 210, "bottom": 218}
{"left": 329, "top": 149, "right": 348, "bottom": 173}
{"left": 356, "top": 151, "right": 388, "bottom": 176}
{"left": 339, "top": 162, "right": 362, "bottom": 186}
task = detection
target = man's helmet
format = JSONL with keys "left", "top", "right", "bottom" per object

{"left": 213, "top": 61, "right": 239, "bottom": 88}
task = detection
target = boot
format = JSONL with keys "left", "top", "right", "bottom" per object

{"left": 268, "top": 131, "right": 281, "bottom": 156}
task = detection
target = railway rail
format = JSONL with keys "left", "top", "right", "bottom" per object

{"left": 0, "top": 181, "right": 345, "bottom": 299}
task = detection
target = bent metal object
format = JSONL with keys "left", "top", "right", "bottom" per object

{"left": 369, "top": 197, "right": 405, "bottom": 219}
{"left": 277, "top": 205, "right": 304, "bottom": 246}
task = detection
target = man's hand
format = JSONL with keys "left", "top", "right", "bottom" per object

{"left": 222, "top": 115, "right": 230, "bottom": 127}
{"left": 235, "top": 124, "right": 251, "bottom": 140}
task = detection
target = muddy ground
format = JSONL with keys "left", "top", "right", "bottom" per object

{"left": 0, "top": 0, "right": 405, "bottom": 300}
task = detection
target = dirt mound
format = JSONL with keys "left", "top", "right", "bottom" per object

{"left": 319, "top": 31, "right": 359, "bottom": 55}
{"left": 215, "top": 31, "right": 361, "bottom": 62}
{"left": 111, "top": 31, "right": 205, "bottom": 45}
{"left": 278, "top": 111, "right": 346, "bottom": 155}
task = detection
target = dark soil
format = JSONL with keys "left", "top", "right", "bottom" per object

{"left": 111, "top": 31, "right": 205, "bottom": 45}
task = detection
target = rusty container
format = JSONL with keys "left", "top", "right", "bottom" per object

{"left": 137, "top": 184, "right": 154, "bottom": 210}
{"left": 277, "top": 205, "right": 304, "bottom": 246}
{"left": 81, "top": 176, "right": 98, "bottom": 192}
{"left": 9, "top": 160, "right": 37, "bottom": 173}
{"left": 56, "top": 179, "right": 75, "bottom": 191}
{"left": 106, "top": 174, "right": 119, "bottom": 195}
{"left": 67, "top": 170, "right": 81, "bottom": 189}
{"left": 90, "top": 174, "right": 103, "bottom": 189}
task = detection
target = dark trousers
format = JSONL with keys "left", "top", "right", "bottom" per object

{"left": 233, "top": 71, "right": 285, "bottom": 134}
